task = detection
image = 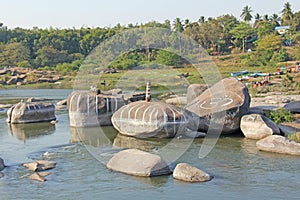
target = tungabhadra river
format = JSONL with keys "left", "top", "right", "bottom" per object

{"left": 0, "top": 89, "right": 299, "bottom": 199}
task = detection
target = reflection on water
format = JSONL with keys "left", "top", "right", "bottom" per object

{"left": 8, "top": 122, "right": 56, "bottom": 142}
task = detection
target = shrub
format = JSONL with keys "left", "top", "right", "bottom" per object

{"left": 266, "top": 108, "right": 293, "bottom": 124}
{"left": 287, "top": 132, "right": 300, "bottom": 143}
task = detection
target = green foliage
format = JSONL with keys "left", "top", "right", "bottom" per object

{"left": 288, "top": 132, "right": 300, "bottom": 143}
{"left": 266, "top": 108, "right": 293, "bottom": 124}
{"left": 156, "top": 50, "right": 185, "bottom": 67}
{"left": 271, "top": 49, "right": 289, "bottom": 63}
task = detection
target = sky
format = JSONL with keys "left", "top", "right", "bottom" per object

{"left": 1, "top": 0, "right": 300, "bottom": 29}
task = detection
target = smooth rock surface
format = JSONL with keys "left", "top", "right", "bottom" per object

{"left": 256, "top": 135, "right": 300, "bottom": 155}
{"left": 185, "top": 78, "right": 251, "bottom": 134}
{"left": 112, "top": 101, "right": 187, "bottom": 138}
{"left": 186, "top": 84, "right": 208, "bottom": 104}
{"left": 284, "top": 101, "right": 300, "bottom": 113}
{"left": 173, "top": 163, "right": 213, "bottom": 182}
{"left": 106, "top": 149, "right": 171, "bottom": 177}
{"left": 29, "top": 172, "right": 51, "bottom": 182}
{"left": 240, "top": 114, "right": 280, "bottom": 140}
{"left": 7, "top": 102, "right": 56, "bottom": 124}
{"left": 23, "top": 160, "right": 56, "bottom": 171}
{"left": 68, "top": 91, "right": 125, "bottom": 127}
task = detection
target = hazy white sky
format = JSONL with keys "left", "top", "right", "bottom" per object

{"left": 1, "top": 0, "right": 300, "bottom": 28}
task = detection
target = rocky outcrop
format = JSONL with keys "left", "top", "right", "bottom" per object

{"left": 185, "top": 78, "right": 251, "bottom": 134}
{"left": 256, "top": 135, "right": 300, "bottom": 155}
{"left": 186, "top": 84, "right": 208, "bottom": 104}
{"left": 240, "top": 114, "right": 280, "bottom": 140}
{"left": 0, "top": 158, "right": 5, "bottom": 171}
{"left": 29, "top": 172, "right": 51, "bottom": 182}
{"left": 111, "top": 101, "right": 188, "bottom": 138}
{"left": 7, "top": 102, "right": 56, "bottom": 124}
{"left": 68, "top": 91, "right": 126, "bottom": 127}
{"left": 284, "top": 101, "right": 300, "bottom": 113}
{"left": 173, "top": 163, "right": 213, "bottom": 182}
{"left": 106, "top": 149, "right": 171, "bottom": 177}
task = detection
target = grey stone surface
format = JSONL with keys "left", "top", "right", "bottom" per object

{"left": 106, "top": 149, "right": 171, "bottom": 177}
{"left": 256, "top": 135, "right": 300, "bottom": 155}
{"left": 173, "top": 163, "right": 213, "bottom": 182}
{"left": 240, "top": 114, "right": 280, "bottom": 140}
{"left": 0, "top": 158, "right": 5, "bottom": 171}
{"left": 186, "top": 84, "right": 208, "bottom": 105}
{"left": 284, "top": 101, "right": 300, "bottom": 113}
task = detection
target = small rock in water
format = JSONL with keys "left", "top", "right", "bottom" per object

{"left": 29, "top": 172, "right": 50, "bottom": 182}
{"left": 23, "top": 160, "right": 56, "bottom": 171}
{"left": 50, "top": 120, "right": 57, "bottom": 125}
{"left": 173, "top": 163, "right": 213, "bottom": 182}
{"left": 0, "top": 158, "right": 5, "bottom": 171}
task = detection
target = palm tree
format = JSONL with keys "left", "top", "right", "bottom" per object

{"left": 253, "top": 13, "right": 262, "bottom": 28}
{"left": 198, "top": 16, "right": 205, "bottom": 24}
{"left": 270, "top": 14, "right": 280, "bottom": 26}
{"left": 281, "top": 2, "right": 293, "bottom": 26}
{"left": 240, "top": 6, "right": 253, "bottom": 22}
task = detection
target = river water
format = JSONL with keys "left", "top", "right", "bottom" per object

{"left": 0, "top": 89, "right": 299, "bottom": 200}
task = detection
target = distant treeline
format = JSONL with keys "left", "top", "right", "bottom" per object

{"left": 0, "top": 2, "right": 300, "bottom": 72}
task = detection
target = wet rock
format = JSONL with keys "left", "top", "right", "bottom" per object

{"left": 7, "top": 102, "right": 56, "bottom": 124}
{"left": 106, "top": 149, "right": 171, "bottom": 177}
{"left": 185, "top": 78, "right": 251, "bottom": 134}
{"left": 173, "top": 163, "right": 213, "bottom": 182}
{"left": 183, "top": 128, "right": 206, "bottom": 138}
{"left": 68, "top": 91, "right": 125, "bottom": 127}
{"left": 256, "top": 135, "right": 300, "bottom": 155}
{"left": 112, "top": 101, "right": 188, "bottom": 138}
{"left": 186, "top": 84, "right": 208, "bottom": 104}
{"left": 23, "top": 160, "right": 56, "bottom": 171}
{"left": 284, "top": 101, "right": 300, "bottom": 113}
{"left": 29, "top": 172, "right": 51, "bottom": 182}
{"left": 240, "top": 114, "right": 280, "bottom": 140}
{"left": 0, "top": 172, "right": 4, "bottom": 178}
{"left": 0, "top": 158, "right": 5, "bottom": 171}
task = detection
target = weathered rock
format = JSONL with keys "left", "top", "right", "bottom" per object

{"left": 56, "top": 99, "right": 67, "bottom": 106}
{"left": 165, "top": 96, "right": 187, "bottom": 105}
{"left": 29, "top": 172, "right": 51, "bottom": 182}
{"left": 23, "top": 160, "right": 56, "bottom": 171}
{"left": 6, "top": 76, "right": 18, "bottom": 85}
{"left": 112, "top": 101, "right": 188, "bottom": 138}
{"left": 284, "top": 101, "right": 300, "bottom": 113}
{"left": 240, "top": 114, "right": 280, "bottom": 140}
{"left": 185, "top": 78, "right": 251, "bottom": 134}
{"left": 0, "top": 158, "right": 5, "bottom": 171}
{"left": 7, "top": 102, "right": 56, "bottom": 124}
{"left": 106, "top": 149, "right": 171, "bottom": 177}
{"left": 173, "top": 163, "right": 213, "bottom": 182}
{"left": 187, "top": 84, "right": 208, "bottom": 104}
{"left": 278, "top": 124, "right": 300, "bottom": 136}
{"left": 68, "top": 91, "right": 125, "bottom": 127}
{"left": 256, "top": 135, "right": 300, "bottom": 155}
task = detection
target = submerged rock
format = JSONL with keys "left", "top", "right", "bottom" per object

{"left": 173, "top": 163, "right": 213, "bottom": 182}
{"left": 7, "top": 102, "right": 56, "bottom": 124}
{"left": 256, "top": 135, "right": 300, "bottom": 156}
{"left": 29, "top": 172, "right": 51, "bottom": 182}
{"left": 0, "top": 158, "right": 5, "bottom": 171}
{"left": 240, "top": 114, "right": 280, "bottom": 140}
{"left": 106, "top": 149, "right": 171, "bottom": 177}
{"left": 111, "top": 101, "right": 188, "bottom": 138}
{"left": 68, "top": 91, "right": 125, "bottom": 127}
{"left": 185, "top": 78, "right": 250, "bottom": 134}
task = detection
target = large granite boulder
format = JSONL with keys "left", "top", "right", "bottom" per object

{"left": 173, "top": 163, "right": 213, "bottom": 182}
{"left": 240, "top": 114, "right": 280, "bottom": 140}
{"left": 185, "top": 78, "right": 250, "bottom": 134}
{"left": 68, "top": 91, "right": 126, "bottom": 127}
{"left": 283, "top": 101, "right": 300, "bottom": 113}
{"left": 256, "top": 135, "right": 300, "bottom": 155}
{"left": 111, "top": 101, "right": 188, "bottom": 138}
{"left": 0, "top": 158, "right": 5, "bottom": 171}
{"left": 7, "top": 102, "right": 56, "bottom": 124}
{"left": 106, "top": 149, "right": 171, "bottom": 177}
{"left": 186, "top": 84, "right": 208, "bottom": 104}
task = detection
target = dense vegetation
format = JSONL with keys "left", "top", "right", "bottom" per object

{"left": 0, "top": 2, "right": 300, "bottom": 72}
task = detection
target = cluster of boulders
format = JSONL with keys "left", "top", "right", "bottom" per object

{"left": 23, "top": 160, "right": 57, "bottom": 182}
{"left": 0, "top": 66, "right": 63, "bottom": 86}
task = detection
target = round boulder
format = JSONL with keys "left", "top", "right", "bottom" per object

{"left": 111, "top": 101, "right": 187, "bottom": 138}
{"left": 240, "top": 114, "right": 280, "bottom": 140}
{"left": 173, "top": 163, "right": 213, "bottom": 182}
{"left": 106, "top": 149, "right": 171, "bottom": 177}
{"left": 185, "top": 78, "right": 251, "bottom": 134}
{"left": 256, "top": 135, "right": 300, "bottom": 156}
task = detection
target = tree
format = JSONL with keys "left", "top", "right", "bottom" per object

{"left": 240, "top": 6, "right": 253, "bottom": 22}
{"left": 0, "top": 42, "right": 30, "bottom": 67}
{"left": 230, "top": 22, "right": 255, "bottom": 52}
{"left": 256, "top": 34, "right": 282, "bottom": 51}
{"left": 173, "top": 18, "right": 184, "bottom": 32}
{"left": 281, "top": 2, "right": 293, "bottom": 26}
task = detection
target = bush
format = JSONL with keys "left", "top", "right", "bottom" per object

{"left": 266, "top": 108, "right": 293, "bottom": 124}
{"left": 287, "top": 132, "right": 300, "bottom": 143}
